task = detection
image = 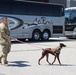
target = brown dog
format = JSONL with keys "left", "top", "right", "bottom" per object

{"left": 38, "top": 43, "right": 66, "bottom": 65}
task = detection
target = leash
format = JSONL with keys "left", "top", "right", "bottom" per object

{"left": 12, "top": 38, "right": 76, "bottom": 50}
{"left": 13, "top": 38, "right": 43, "bottom": 49}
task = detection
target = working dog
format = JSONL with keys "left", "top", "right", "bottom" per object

{"left": 38, "top": 43, "right": 66, "bottom": 65}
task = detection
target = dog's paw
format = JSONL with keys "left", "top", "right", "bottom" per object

{"left": 38, "top": 63, "right": 40, "bottom": 65}
{"left": 38, "top": 62, "right": 40, "bottom": 65}
{"left": 52, "top": 63, "right": 54, "bottom": 65}
{"left": 49, "top": 63, "right": 51, "bottom": 65}
{"left": 59, "top": 63, "right": 62, "bottom": 65}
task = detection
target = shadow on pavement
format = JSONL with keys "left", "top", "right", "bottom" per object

{"left": 48, "top": 64, "right": 76, "bottom": 66}
{"left": 9, "top": 61, "right": 31, "bottom": 67}
{"left": 11, "top": 38, "right": 76, "bottom": 44}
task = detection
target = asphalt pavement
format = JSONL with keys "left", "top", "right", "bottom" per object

{"left": 0, "top": 37, "right": 76, "bottom": 75}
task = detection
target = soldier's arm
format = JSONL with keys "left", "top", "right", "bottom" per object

{"left": 1, "top": 27, "right": 9, "bottom": 40}
{"left": 1, "top": 32, "right": 9, "bottom": 40}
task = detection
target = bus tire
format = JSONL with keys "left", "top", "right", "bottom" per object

{"left": 41, "top": 30, "right": 50, "bottom": 41}
{"left": 32, "top": 30, "right": 41, "bottom": 41}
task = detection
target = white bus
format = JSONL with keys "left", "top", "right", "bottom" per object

{"left": 65, "top": 7, "right": 76, "bottom": 38}
{"left": 0, "top": 1, "right": 65, "bottom": 41}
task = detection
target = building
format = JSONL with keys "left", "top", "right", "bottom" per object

{"left": 67, "top": 0, "right": 76, "bottom": 7}
{"left": 29, "top": 0, "right": 76, "bottom": 8}
{"left": 48, "top": 0, "right": 76, "bottom": 7}
{"left": 49, "top": 0, "right": 66, "bottom": 8}
{"left": 49, "top": 0, "right": 76, "bottom": 8}
{"left": 3, "top": 0, "right": 76, "bottom": 8}
{"left": 16, "top": 0, "right": 66, "bottom": 7}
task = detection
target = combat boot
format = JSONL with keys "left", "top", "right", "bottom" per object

{"left": 4, "top": 61, "right": 8, "bottom": 66}
{"left": 0, "top": 60, "right": 2, "bottom": 64}
{"left": 0, "top": 58, "right": 2, "bottom": 65}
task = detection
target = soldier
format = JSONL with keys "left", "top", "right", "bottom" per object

{"left": 0, "top": 17, "right": 11, "bottom": 66}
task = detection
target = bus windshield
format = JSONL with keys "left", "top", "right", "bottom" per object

{"left": 65, "top": 10, "right": 76, "bottom": 25}
{"left": 65, "top": 10, "right": 71, "bottom": 25}
{"left": 65, "top": 7, "right": 76, "bottom": 38}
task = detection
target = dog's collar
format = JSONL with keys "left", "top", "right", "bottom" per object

{"left": 58, "top": 47, "right": 62, "bottom": 50}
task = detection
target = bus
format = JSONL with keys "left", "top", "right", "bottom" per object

{"left": 65, "top": 7, "right": 76, "bottom": 38}
{"left": 0, "top": 1, "right": 65, "bottom": 41}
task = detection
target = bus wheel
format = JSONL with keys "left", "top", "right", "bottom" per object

{"left": 32, "top": 30, "right": 41, "bottom": 41}
{"left": 41, "top": 30, "right": 50, "bottom": 41}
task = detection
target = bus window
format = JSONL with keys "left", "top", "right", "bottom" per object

{"left": 40, "top": 4, "right": 63, "bottom": 17}
{"left": 27, "top": 2, "right": 40, "bottom": 15}
{"left": 40, "top": 4, "right": 50, "bottom": 16}
{"left": 11, "top": 1, "right": 27, "bottom": 15}
{"left": 0, "top": 1, "right": 10, "bottom": 14}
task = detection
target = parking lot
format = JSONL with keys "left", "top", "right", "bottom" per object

{"left": 0, "top": 37, "right": 76, "bottom": 75}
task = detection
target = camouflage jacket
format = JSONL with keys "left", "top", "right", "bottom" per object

{"left": 0, "top": 23, "right": 10, "bottom": 45}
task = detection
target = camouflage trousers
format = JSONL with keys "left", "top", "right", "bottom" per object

{"left": 0, "top": 42, "right": 11, "bottom": 64}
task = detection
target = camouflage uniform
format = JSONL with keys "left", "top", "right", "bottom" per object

{"left": 0, "top": 23, "right": 11, "bottom": 65}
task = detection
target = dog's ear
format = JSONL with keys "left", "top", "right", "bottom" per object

{"left": 60, "top": 43, "right": 66, "bottom": 47}
{"left": 60, "top": 43, "right": 63, "bottom": 45}
{"left": 59, "top": 42, "right": 61, "bottom": 45}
